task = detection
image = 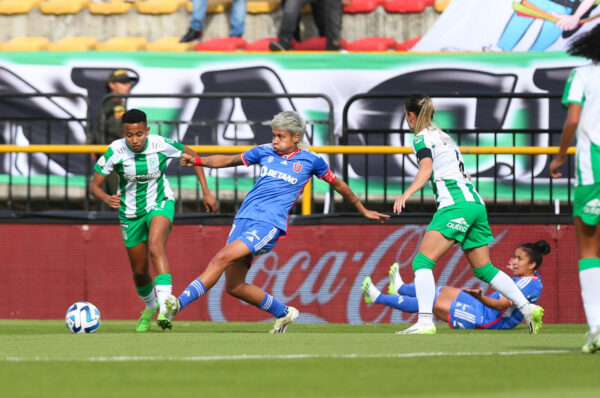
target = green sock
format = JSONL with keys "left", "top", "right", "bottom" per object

{"left": 472, "top": 262, "right": 500, "bottom": 283}
{"left": 579, "top": 258, "right": 600, "bottom": 271}
{"left": 412, "top": 252, "right": 436, "bottom": 271}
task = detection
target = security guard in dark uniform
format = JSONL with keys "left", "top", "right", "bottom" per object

{"left": 88, "top": 69, "right": 137, "bottom": 194}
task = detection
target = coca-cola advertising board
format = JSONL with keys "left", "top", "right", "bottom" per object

{"left": 0, "top": 223, "right": 584, "bottom": 324}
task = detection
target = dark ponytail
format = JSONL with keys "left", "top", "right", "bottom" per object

{"left": 519, "top": 240, "right": 551, "bottom": 270}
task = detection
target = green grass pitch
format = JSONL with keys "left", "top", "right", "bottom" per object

{"left": 1, "top": 321, "right": 599, "bottom": 397}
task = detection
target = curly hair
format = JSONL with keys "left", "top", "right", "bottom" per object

{"left": 568, "top": 23, "right": 600, "bottom": 62}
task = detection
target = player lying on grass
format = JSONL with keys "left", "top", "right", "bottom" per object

{"left": 90, "top": 109, "right": 217, "bottom": 332}
{"left": 363, "top": 240, "right": 549, "bottom": 330}
{"left": 163, "top": 111, "right": 389, "bottom": 333}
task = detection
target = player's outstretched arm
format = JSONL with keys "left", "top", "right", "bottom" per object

{"left": 330, "top": 178, "right": 390, "bottom": 223}
{"left": 181, "top": 153, "right": 244, "bottom": 169}
{"left": 90, "top": 172, "right": 121, "bottom": 209}
{"left": 183, "top": 146, "right": 218, "bottom": 213}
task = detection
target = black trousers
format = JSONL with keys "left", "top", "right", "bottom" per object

{"left": 278, "top": 0, "right": 343, "bottom": 50}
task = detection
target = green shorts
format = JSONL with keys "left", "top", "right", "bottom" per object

{"left": 574, "top": 183, "right": 600, "bottom": 226}
{"left": 119, "top": 200, "right": 175, "bottom": 248}
{"left": 427, "top": 202, "right": 494, "bottom": 250}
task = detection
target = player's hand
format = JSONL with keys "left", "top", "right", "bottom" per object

{"left": 362, "top": 209, "right": 390, "bottom": 223}
{"left": 180, "top": 153, "right": 196, "bottom": 167}
{"left": 554, "top": 12, "right": 579, "bottom": 31}
{"left": 463, "top": 288, "right": 483, "bottom": 299}
{"left": 393, "top": 192, "right": 411, "bottom": 214}
{"left": 105, "top": 193, "right": 121, "bottom": 209}
{"left": 549, "top": 156, "right": 564, "bottom": 178}
{"left": 203, "top": 191, "right": 218, "bottom": 213}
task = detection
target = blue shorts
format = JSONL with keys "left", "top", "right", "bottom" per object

{"left": 227, "top": 218, "right": 282, "bottom": 257}
{"left": 447, "top": 291, "right": 504, "bottom": 330}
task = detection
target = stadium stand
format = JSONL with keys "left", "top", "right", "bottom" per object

{"left": 434, "top": 0, "right": 451, "bottom": 13}
{"left": 345, "top": 36, "right": 396, "bottom": 51}
{"left": 383, "top": 0, "right": 434, "bottom": 13}
{"left": 0, "top": 0, "right": 40, "bottom": 15}
{"left": 183, "top": 0, "right": 233, "bottom": 13}
{"left": 147, "top": 37, "right": 195, "bottom": 51}
{"left": 88, "top": 0, "right": 133, "bottom": 15}
{"left": 395, "top": 36, "right": 420, "bottom": 50}
{"left": 343, "top": 0, "right": 381, "bottom": 14}
{"left": 0, "top": 36, "right": 50, "bottom": 51}
{"left": 40, "top": 0, "right": 90, "bottom": 15}
{"left": 246, "top": 0, "right": 280, "bottom": 14}
{"left": 96, "top": 36, "right": 148, "bottom": 50}
{"left": 47, "top": 36, "right": 98, "bottom": 51}
{"left": 135, "top": 0, "right": 183, "bottom": 14}
{"left": 194, "top": 36, "right": 246, "bottom": 50}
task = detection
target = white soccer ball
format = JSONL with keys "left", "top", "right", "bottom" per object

{"left": 65, "top": 302, "right": 101, "bottom": 334}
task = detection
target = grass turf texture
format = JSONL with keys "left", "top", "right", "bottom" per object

{"left": 1, "top": 321, "right": 599, "bottom": 397}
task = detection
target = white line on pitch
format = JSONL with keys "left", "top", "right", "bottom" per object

{"left": 1, "top": 350, "right": 574, "bottom": 362}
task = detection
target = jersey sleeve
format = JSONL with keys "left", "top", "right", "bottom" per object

{"left": 313, "top": 155, "right": 337, "bottom": 184}
{"left": 94, "top": 146, "right": 116, "bottom": 176}
{"left": 161, "top": 137, "right": 184, "bottom": 158}
{"left": 562, "top": 68, "right": 585, "bottom": 107}
{"left": 518, "top": 278, "right": 543, "bottom": 304}
{"left": 412, "top": 133, "right": 432, "bottom": 161}
{"left": 241, "top": 145, "right": 264, "bottom": 166}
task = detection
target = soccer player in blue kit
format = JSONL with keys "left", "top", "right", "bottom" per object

{"left": 363, "top": 240, "right": 549, "bottom": 330}
{"left": 164, "top": 111, "right": 389, "bottom": 332}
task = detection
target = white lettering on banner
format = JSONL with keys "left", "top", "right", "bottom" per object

{"left": 259, "top": 165, "right": 298, "bottom": 185}
{"left": 206, "top": 226, "right": 509, "bottom": 323}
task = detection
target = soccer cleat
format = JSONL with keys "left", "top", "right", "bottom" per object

{"left": 521, "top": 303, "right": 544, "bottom": 334}
{"left": 269, "top": 306, "right": 299, "bottom": 334}
{"left": 582, "top": 329, "right": 600, "bottom": 354}
{"left": 136, "top": 307, "right": 158, "bottom": 332}
{"left": 388, "top": 263, "right": 403, "bottom": 295}
{"left": 395, "top": 322, "right": 436, "bottom": 335}
{"left": 164, "top": 295, "right": 180, "bottom": 323}
{"left": 156, "top": 311, "right": 172, "bottom": 330}
{"left": 362, "top": 276, "right": 381, "bottom": 304}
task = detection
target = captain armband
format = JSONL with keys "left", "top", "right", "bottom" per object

{"left": 319, "top": 169, "right": 337, "bottom": 184}
{"left": 416, "top": 148, "right": 432, "bottom": 162}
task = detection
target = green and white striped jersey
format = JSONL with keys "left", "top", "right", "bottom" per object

{"left": 412, "top": 126, "right": 484, "bottom": 209}
{"left": 562, "top": 63, "right": 600, "bottom": 186}
{"left": 94, "top": 135, "right": 184, "bottom": 219}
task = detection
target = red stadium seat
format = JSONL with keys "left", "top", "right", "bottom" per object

{"left": 194, "top": 37, "right": 247, "bottom": 51}
{"left": 245, "top": 37, "right": 279, "bottom": 51}
{"left": 395, "top": 36, "right": 421, "bottom": 51}
{"left": 345, "top": 37, "right": 396, "bottom": 51}
{"left": 292, "top": 37, "right": 348, "bottom": 51}
{"left": 343, "top": 0, "right": 381, "bottom": 13}
{"left": 383, "top": 0, "right": 434, "bottom": 13}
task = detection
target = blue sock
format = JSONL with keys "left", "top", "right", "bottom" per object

{"left": 375, "top": 293, "right": 419, "bottom": 312}
{"left": 258, "top": 293, "right": 288, "bottom": 318}
{"left": 399, "top": 283, "right": 416, "bottom": 296}
{"left": 177, "top": 279, "right": 206, "bottom": 310}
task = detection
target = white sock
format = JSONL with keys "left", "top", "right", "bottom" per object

{"left": 414, "top": 269, "right": 435, "bottom": 323}
{"left": 580, "top": 267, "right": 600, "bottom": 334}
{"left": 140, "top": 291, "right": 157, "bottom": 310}
{"left": 155, "top": 285, "right": 172, "bottom": 313}
{"left": 489, "top": 271, "right": 529, "bottom": 309}
{"left": 366, "top": 280, "right": 381, "bottom": 302}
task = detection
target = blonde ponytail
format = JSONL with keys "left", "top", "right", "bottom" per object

{"left": 405, "top": 94, "right": 436, "bottom": 133}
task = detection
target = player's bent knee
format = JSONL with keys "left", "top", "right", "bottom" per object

{"left": 412, "top": 252, "right": 436, "bottom": 271}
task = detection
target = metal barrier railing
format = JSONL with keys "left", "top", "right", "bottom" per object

{"left": 341, "top": 92, "right": 572, "bottom": 215}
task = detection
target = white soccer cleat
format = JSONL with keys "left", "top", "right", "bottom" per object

{"left": 164, "top": 295, "right": 180, "bottom": 322}
{"left": 388, "top": 263, "right": 404, "bottom": 295}
{"left": 395, "top": 322, "right": 436, "bottom": 335}
{"left": 582, "top": 328, "right": 600, "bottom": 354}
{"left": 362, "top": 276, "right": 381, "bottom": 304}
{"left": 269, "top": 306, "right": 299, "bottom": 334}
{"left": 520, "top": 303, "right": 544, "bottom": 334}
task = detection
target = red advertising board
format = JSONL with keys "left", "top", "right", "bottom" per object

{"left": 0, "top": 223, "right": 585, "bottom": 324}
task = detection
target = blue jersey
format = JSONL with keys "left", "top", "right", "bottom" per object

{"left": 481, "top": 272, "right": 543, "bottom": 330}
{"left": 236, "top": 144, "right": 336, "bottom": 232}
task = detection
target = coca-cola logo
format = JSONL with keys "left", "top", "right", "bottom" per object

{"left": 206, "top": 225, "right": 508, "bottom": 324}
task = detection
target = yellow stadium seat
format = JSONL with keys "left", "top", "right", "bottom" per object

{"left": 136, "top": 0, "right": 185, "bottom": 14}
{"left": 184, "top": 0, "right": 231, "bottom": 14}
{"left": 88, "top": 0, "right": 132, "bottom": 15}
{"left": 246, "top": 0, "right": 280, "bottom": 14}
{"left": 147, "top": 37, "right": 194, "bottom": 52}
{"left": 0, "top": 37, "right": 50, "bottom": 51}
{"left": 97, "top": 36, "right": 148, "bottom": 51}
{"left": 48, "top": 37, "right": 98, "bottom": 51}
{"left": 0, "top": 0, "right": 41, "bottom": 15}
{"left": 40, "top": 0, "right": 89, "bottom": 15}
{"left": 434, "top": 0, "right": 451, "bottom": 13}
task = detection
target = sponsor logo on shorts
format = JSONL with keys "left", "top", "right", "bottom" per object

{"left": 447, "top": 217, "right": 469, "bottom": 232}
{"left": 245, "top": 230, "right": 261, "bottom": 243}
{"left": 584, "top": 199, "right": 600, "bottom": 215}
